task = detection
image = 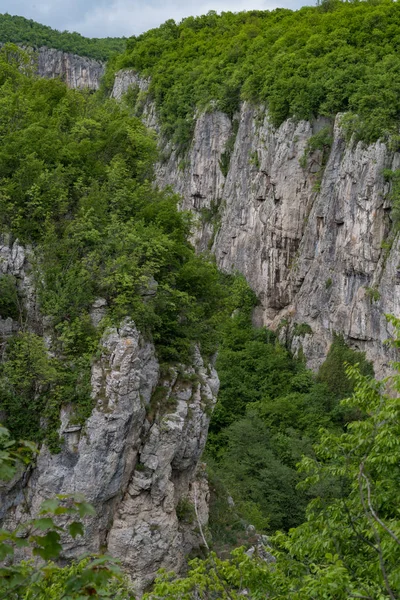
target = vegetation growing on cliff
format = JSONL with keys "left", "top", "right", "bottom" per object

{"left": 0, "top": 431, "right": 134, "bottom": 598}
{"left": 0, "top": 45, "right": 244, "bottom": 449}
{"left": 147, "top": 350, "right": 400, "bottom": 599}
{"left": 0, "top": 10, "right": 399, "bottom": 597}
{"left": 109, "top": 0, "right": 400, "bottom": 150}
{"left": 383, "top": 168, "right": 400, "bottom": 228}
{"left": 0, "top": 13, "right": 125, "bottom": 61}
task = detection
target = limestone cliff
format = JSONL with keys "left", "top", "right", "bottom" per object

{"left": 111, "top": 69, "right": 157, "bottom": 128}
{"left": 111, "top": 65, "right": 399, "bottom": 377}
{"left": 34, "top": 46, "right": 104, "bottom": 89}
{"left": 36, "top": 47, "right": 104, "bottom": 89}
{"left": 2, "top": 60, "right": 400, "bottom": 592}
{"left": 0, "top": 238, "right": 218, "bottom": 595}
{"left": 0, "top": 235, "right": 40, "bottom": 337}
{"left": 0, "top": 43, "right": 104, "bottom": 89}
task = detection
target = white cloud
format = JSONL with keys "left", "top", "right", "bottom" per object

{"left": 0, "top": 0, "right": 307, "bottom": 38}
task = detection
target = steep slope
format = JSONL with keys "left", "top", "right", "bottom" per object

{"left": 36, "top": 47, "right": 105, "bottom": 89}
{"left": 2, "top": 274, "right": 218, "bottom": 595}
{"left": 0, "top": 13, "right": 129, "bottom": 89}
{"left": 0, "top": 43, "right": 105, "bottom": 90}
{"left": 2, "top": 4, "right": 400, "bottom": 593}
{"left": 150, "top": 102, "right": 399, "bottom": 377}
{"left": 0, "top": 51, "right": 240, "bottom": 594}
{"left": 110, "top": 1, "right": 400, "bottom": 376}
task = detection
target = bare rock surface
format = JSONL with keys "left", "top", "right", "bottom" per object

{"left": 36, "top": 47, "right": 104, "bottom": 89}
{"left": 147, "top": 96, "right": 400, "bottom": 376}
{"left": 111, "top": 69, "right": 150, "bottom": 99}
{"left": 111, "top": 68, "right": 158, "bottom": 129}
{"left": 0, "top": 234, "right": 40, "bottom": 336}
{"left": 2, "top": 320, "right": 219, "bottom": 595}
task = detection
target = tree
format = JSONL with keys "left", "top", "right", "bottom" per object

{"left": 146, "top": 331, "right": 400, "bottom": 599}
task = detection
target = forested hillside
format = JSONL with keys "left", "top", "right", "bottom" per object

{"left": 0, "top": 44, "right": 243, "bottom": 450}
{"left": 109, "top": 0, "right": 400, "bottom": 150}
{"left": 0, "top": 13, "right": 125, "bottom": 60}
{"left": 1, "top": 1, "right": 400, "bottom": 597}
{"left": 0, "top": 43, "right": 257, "bottom": 595}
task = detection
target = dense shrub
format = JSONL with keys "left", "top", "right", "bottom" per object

{"left": 108, "top": 1, "right": 400, "bottom": 150}
{"left": 0, "top": 274, "right": 19, "bottom": 320}
{"left": 207, "top": 316, "right": 374, "bottom": 532}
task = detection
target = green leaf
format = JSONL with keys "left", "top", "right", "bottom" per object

{"left": 32, "top": 530, "right": 62, "bottom": 560}
{"left": 33, "top": 517, "right": 57, "bottom": 531}
{"left": 0, "top": 543, "right": 13, "bottom": 560}
{"left": 54, "top": 506, "right": 78, "bottom": 515}
{"left": 77, "top": 501, "right": 96, "bottom": 518}
{"left": 68, "top": 521, "right": 84, "bottom": 539}
{"left": 40, "top": 498, "right": 60, "bottom": 514}
{"left": 14, "top": 537, "right": 29, "bottom": 548}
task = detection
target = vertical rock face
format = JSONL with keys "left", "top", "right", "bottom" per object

{"left": 111, "top": 69, "right": 158, "bottom": 129}
{"left": 111, "top": 69, "right": 150, "bottom": 99}
{"left": 156, "top": 110, "right": 232, "bottom": 250}
{"left": 114, "top": 71, "right": 398, "bottom": 375}
{"left": 213, "top": 105, "right": 322, "bottom": 318}
{"left": 2, "top": 319, "right": 219, "bottom": 595}
{"left": 285, "top": 122, "right": 400, "bottom": 375}
{"left": 0, "top": 235, "right": 40, "bottom": 336}
{"left": 36, "top": 47, "right": 104, "bottom": 90}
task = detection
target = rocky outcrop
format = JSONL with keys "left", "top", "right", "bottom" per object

{"left": 0, "top": 235, "right": 40, "bottom": 337}
{"left": 35, "top": 47, "right": 104, "bottom": 89}
{"left": 2, "top": 319, "right": 218, "bottom": 595}
{"left": 0, "top": 73, "right": 218, "bottom": 591}
{"left": 111, "top": 71, "right": 399, "bottom": 376}
{"left": 111, "top": 69, "right": 158, "bottom": 129}
{"left": 282, "top": 123, "right": 400, "bottom": 375}
{"left": 111, "top": 69, "right": 150, "bottom": 100}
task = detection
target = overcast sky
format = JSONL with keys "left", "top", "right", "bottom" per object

{"left": 0, "top": 0, "right": 308, "bottom": 38}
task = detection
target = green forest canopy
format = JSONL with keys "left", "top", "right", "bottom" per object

{"left": 109, "top": 0, "right": 400, "bottom": 149}
{"left": 0, "top": 13, "right": 126, "bottom": 61}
